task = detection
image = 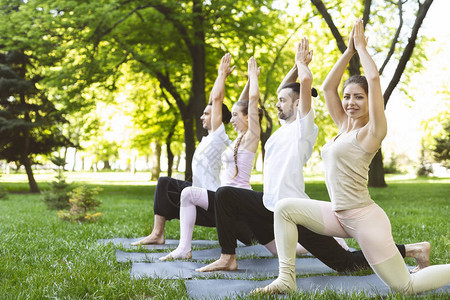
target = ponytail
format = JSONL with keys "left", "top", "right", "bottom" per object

{"left": 232, "top": 134, "right": 245, "bottom": 178}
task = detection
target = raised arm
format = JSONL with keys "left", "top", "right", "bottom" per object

{"left": 354, "top": 19, "right": 387, "bottom": 152}
{"left": 210, "top": 53, "right": 235, "bottom": 132}
{"left": 238, "top": 67, "right": 260, "bottom": 101}
{"left": 277, "top": 64, "right": 298, "bottom": 94}
{"left": 295, "top": 37, "right": 313, "bottom": 118}
{"left": 322, "top": 27, "right": 357, "bottom": 129}
{"left": 244, "top": 56, "right": 261, "bottom": 152}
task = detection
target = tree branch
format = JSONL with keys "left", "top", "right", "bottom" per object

{"left": 90, "top": 4, "right": 154, "bottom": 43}
{"left": 113, "top": 36, "right": 187, "bottom": 116}
{"left": 310, "top": 0, "right": 346, "bottom": 53}
{"left": 383, "top": 0, "right": 434, "bottom": 106}
{"left": 379, "top": 0, "right": 403, "bottom": 75}
{"left": 362, "top": 0, "right": 372, "bottom": 27}
{"left": 151, "top": 4, "right": 195, "bottom": 56}
{"left": 262, "top": 23, "right": 302, "bottom": 104}
{"left": 310, "top": 0, "right": 360, "bottom": 75}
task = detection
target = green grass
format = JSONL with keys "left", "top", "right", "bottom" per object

{"left": 0, "top": 173, "right": 448, "bottom": 299}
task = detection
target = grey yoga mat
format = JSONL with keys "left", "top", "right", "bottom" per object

{"left": 185, "top": 276, "right": 450, "bottom": 299}
{"left": 98, "top": 238, "right": 221, "bottom": 249}
{"left": 116, "top": 244, "right": 273, "bottom": 262}
{"left": 131, "top": 257, "right": 335, "bottom": 280}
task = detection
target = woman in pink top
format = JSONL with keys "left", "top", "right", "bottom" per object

{"left": 254, "top": 19, "right": 449, "bottom": 295}
{"left": 159, "top": 54, "right": 262, "bottom": 260}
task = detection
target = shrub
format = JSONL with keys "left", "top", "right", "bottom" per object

{"left": 432, "top": 120, "right": 450, "bottom": 169}
{"left": 0, "top": 174, "right": 7, "bottom": 199}
{"left": 0, "top": 187, "right": 7, "bottom": 199}
{"left": 42, "top": 157, "right": 71, "bottom": 210}
{"left": 58, "top": 186, "right": 103, "bottom": 223}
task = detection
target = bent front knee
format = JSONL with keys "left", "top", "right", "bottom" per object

{"left": 389, "top": 281, "right": 415, "bottom": 295}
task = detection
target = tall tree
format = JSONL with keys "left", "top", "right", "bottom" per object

{"left": 13, "top": 0, "right": 285, "bottom": 180}
{"left": 310, "top": 0, "right": 434, "bottom": 186}
{"left": 0, "top": 51, "right": 71, "bottom": 193}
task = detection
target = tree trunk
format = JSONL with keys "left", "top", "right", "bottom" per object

{"left": 368, "top": 149, "right": 387, "bottom": 187}
{"left": 23, "top": 158, "right": 39, "bottom": 193}
{"left": 166, "top": 120, "right": 177, "bottom": 178}
{"left": 150, "top": 141, "right": 162, "bottom": 180}
{"left": 103, "top": 160, "right": 111, "bottom": 170}
{"left": 183, "top": 117, "right": 195, "bottom": 181}
{"left": 175, "top": 155, "right": 181, "bottom": 172}
{"left": 167, "top": 148, "right": 174, "bottom": 177}
{"left": 191, "top": 0, "right": 208, "bottom": 142}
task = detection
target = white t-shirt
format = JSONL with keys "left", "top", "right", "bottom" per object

{"left": 192, "top": 123, "right": 231, "bottom": 191}
{"left": 263, "top": 109, "right": 318, "bottom": 211}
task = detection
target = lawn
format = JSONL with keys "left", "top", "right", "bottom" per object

{"left": 0, "top": 172, "right": 448, "bottom": 299}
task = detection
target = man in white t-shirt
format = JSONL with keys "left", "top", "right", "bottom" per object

{"left": 197, "top": 39, "right": 410, "bottom": 273}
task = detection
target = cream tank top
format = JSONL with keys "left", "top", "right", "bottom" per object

{"left": 321, "top": 129, "right": 376, "bottom": 211}
{"left": 220, "top": 145, "right": 255, "bottom": 190}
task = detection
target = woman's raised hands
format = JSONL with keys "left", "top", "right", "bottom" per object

{"left": 353, "top": 18, "right": 368, "bottom": 52}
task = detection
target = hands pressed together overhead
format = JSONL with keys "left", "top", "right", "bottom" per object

{"left": 348, "top": 18, "right": 368, "bottom": 53}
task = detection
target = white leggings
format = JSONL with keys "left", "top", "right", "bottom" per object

{"left": 273, "top": 198, "right": 450, "bottom": 294}
{"left": 169, "top": 187, "right": 209, "bottom": 258}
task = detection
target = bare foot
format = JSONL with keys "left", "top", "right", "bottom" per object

{"left": 159, "top": 250, "right": 192, "bottom": 261}
{"left": 406, "top": 241, "right": 430, "bottom": 271}
{"left": 251, "top": 278, "right": 296, "bottom": 295}
{"left": 131, "top": 233, "right": 165, "bottom": 246}
{"left": 195, "top": 254, "right": 237, "bottom": 272}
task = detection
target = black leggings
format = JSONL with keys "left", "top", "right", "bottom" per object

{"left": 153, "top": 177, "right": 255, "bottom": 245}
{"left": 214, "top": 186, "right": 406, "bottom": 273}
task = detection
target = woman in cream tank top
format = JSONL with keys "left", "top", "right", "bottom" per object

{"left": 255, "top": 19, "right": 449, "bottom": 295}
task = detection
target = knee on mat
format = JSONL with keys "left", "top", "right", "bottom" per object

{"left": 389, "top": 281, "right": 414, "bottom": 295}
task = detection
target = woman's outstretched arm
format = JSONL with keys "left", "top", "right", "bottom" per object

{"left": 354, "top": 18, "right": 387, "bottom": 152}
{"left": 238, "top": 67, "right": 260, "bottom": 101}
{"left": 245, "top": 56, "right": 261, "bottom": 152}
{"left": 322, "top": 26, "right": 357, "bottom": 129}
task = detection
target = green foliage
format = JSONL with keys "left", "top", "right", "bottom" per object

{"left": 432, "top": 120, "right": 450, "bottom": 169}
{"left": 384, "top": 155, "right": 404, "bottom": 175}
{"left": 0, "top": 0, "right": 441, "bottom": 182}
{"left": 41, "top": 157, "right": 71, "bottom": 210}
{"left": 58, "top": 186, "right": 103, "bottom": 223}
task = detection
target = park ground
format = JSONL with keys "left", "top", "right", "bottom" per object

{"left": 0, "top": 172, "right": 448, "bottom": 299}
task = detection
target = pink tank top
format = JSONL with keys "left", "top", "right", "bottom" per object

{"left": 220, "top": 146, "right": 256, "bottom": 190}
